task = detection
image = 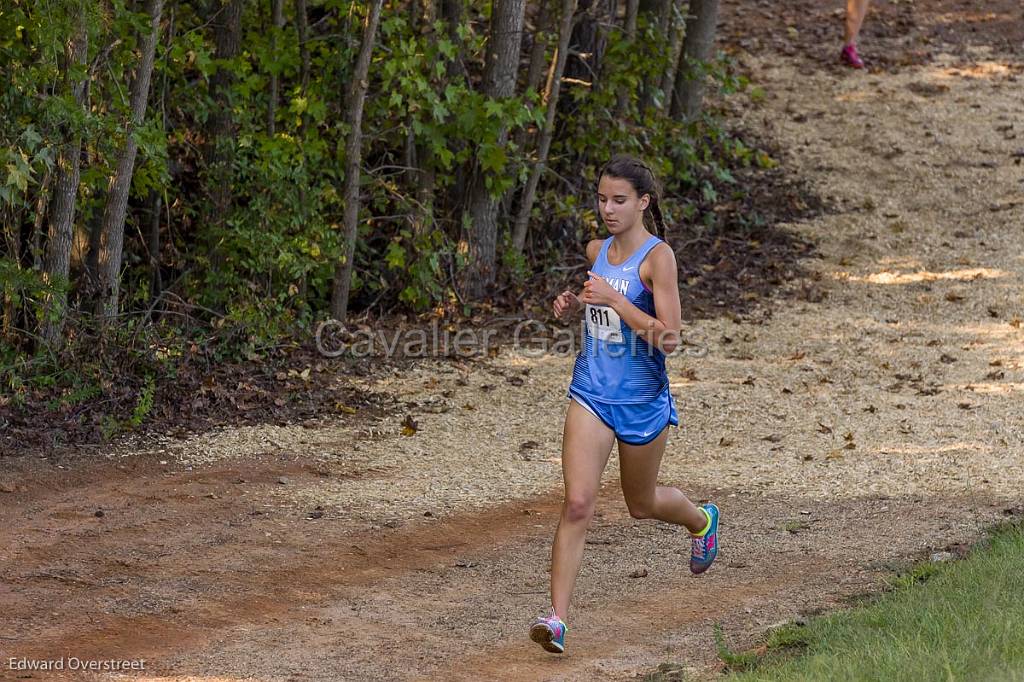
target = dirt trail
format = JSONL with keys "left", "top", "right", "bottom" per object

{"left": 3, "top": 3, "right": 1024, "bottom": 680}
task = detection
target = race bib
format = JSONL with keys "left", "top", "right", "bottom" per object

{"left": 586, "top": 304, "right": 623, "bottom": 344}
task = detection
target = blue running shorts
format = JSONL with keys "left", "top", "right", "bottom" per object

{"left": 567, "top": 387, "right": 678, "bottom": 445}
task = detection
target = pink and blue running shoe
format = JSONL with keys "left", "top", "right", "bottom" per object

{"left": 690, "top": 503, "right": 719, "bottom": 575}
{"left": 529, "top": 611, "right": 567, "bottom": 654}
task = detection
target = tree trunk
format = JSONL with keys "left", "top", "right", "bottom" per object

{"left": 516, "top": 0, "right": 553, "bottom": 152}
{"left": 637, "top": 0, "right": 672, "bottom": 110}
{"left": 84, "top": 191, "right": 105, "bottom": 292}
{"left": 565, "top": 0, "right": 599, "bottom": 83}
{"left": 591, "top": 0, "right": 617, "bottom": 85}
{"left": 40, "top": 12, "right": 89, "bottom": 347}
{"left": 147, "top": 190, "right": 163, "bottom": 312}
{"left": 205, "top": 0, "right": 243, "bottom": 278}
{"left": 31, "top": 172, "right": 52, "bottom": 271}
{"left": 615, "top": 0, "right": 639, "bottom": 116}
{"left": 439, "top": 0, "right": 469, "bottom": 203}
{"left": 330, "top": 0, "right": 384, "bottom": 323}
{"left": 658, "top": 0, "right": 686, "bottom": 110}
{"left": 502, "top": 0, "right": 552, "bottom": 236}
{"left": 95, "top": 0, "right": 164, "bottom": 319}
{"left": 671, "top": 0, "right": 718, "bottom": 122}
{"left": 268, "top": 0, "right": 284, "bottom": 134}
{"left": 511, "top": 0, "right": 577, "bottom": 253}
{"left": 523, "top": 0, "right": 554, "bottom": 96}
{"left": 293, "top": 0, "right": 311, "bottom": 304}
{"left": 296, "top": 0, "right": 310, "bottom": 98}
{"left": 440, "top": 0, "right": 467, "bottom": 80}
{"left": 409, "top": 0, "right": 437, "bottom": 237}
{"left": 461, "top": 0, "right": 526, "bottom": 300}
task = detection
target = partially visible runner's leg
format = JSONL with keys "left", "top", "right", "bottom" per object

{"left": 618, "top": 431, "right": 720, "bottom": 574}
{"left": 531, "top": 398, "right": 615, "bottom": 653}
{"left": 842, "top": 0, "right": 871, "bottom": 68}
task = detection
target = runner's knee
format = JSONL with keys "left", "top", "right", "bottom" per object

{"left": 562, "top": 493, "right": 596, "bottom": 523}
{"left": 625, "top": 498, "right": 655, "bottom": 520}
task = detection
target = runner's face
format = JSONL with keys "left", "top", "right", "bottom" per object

{"left": 597, "top": 175, "right": 649, "bottom": 233}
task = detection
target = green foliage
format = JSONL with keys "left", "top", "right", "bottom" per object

{"left": 382, "top": 229, "right": 448, "bottom": 310}
{"left": 714, "top": 625, "right": 763, "bottom": 673}
{"left": 45, "top": 381, "right": 102, "bottom": 411}
{"left": 722, "top": 523, "right": 1024, "bottom": 681}
{"left": 101, "top": 373, "right": 156, "bottom": 439}
{"left": 0, "top": 257, "right": 59, "bottom": 313}
{"left": 1, "top": 1, "right": 780, "bottom": 433}
{"left": 129, "top": 374, "right": 156, "bottom": 428}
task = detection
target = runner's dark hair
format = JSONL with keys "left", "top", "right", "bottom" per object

{"left": 598, "top": 154, "right": 667, "bottom": 241}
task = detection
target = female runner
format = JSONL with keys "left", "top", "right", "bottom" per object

{"left": 529, "top": 155, "right": 719, "bottom": 654}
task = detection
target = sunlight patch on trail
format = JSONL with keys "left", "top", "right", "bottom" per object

{"left": 838, "top": 267, "right": 1011, "bottom": 285}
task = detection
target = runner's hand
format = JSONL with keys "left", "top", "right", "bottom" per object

{"left": 553, "top": 290, "right": 581, "bottom": 320}
{"left": 581, "top": 272, "right": 624, "bottom": 308}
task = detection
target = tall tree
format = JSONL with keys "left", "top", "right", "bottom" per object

{"left": 657, "top": 0, "right": 686, "bottom": 111}
{"left": 511, "top": 0, "right": 577, "bottom": 253}
{"left": 636, "top": 0, "right": 677, "bottom": 111}
{"left": 40, "top": 6, "right": 89, "bottom": 346}
{"left": 95, "top": 0, "right": 164, "bottom": 319}
{"left": 438, "top": 0, "right": 470, "bottom": 203}
{"left": 505, "top": 0, "right": 552, "bottom": 237}
{"left": 591, "top": 0, "right": 617, "bottom": 85}
{"left": 293, "top": 0, "right": 311, "bottom": 304}
{"left": 147, "top": 3, "right": 175, "bottom": 311}
{"left": 565, "top": 0, "right": 598, "bottom": 83}
{"left": 407, "top": 0, "right": 438, "bottom": 236}
{"left": 523, "top": 0, "right": 554, "bottom": 97}
{"left": 512, "top": 0, "right": 553, "bottom": 157}
{"left": 204, "top": 0, "right": 243, "bottom": 279}
{"left": 671, "top": 0, "right": 719, "bottom": 122}
{"left": 295, "top": 0, "right": 310, "bottom": 103}
{"left": 440, "top": 0, "right": 467, "bottom": 80}
{"left": 614, "top": 0, "right": 639, "bottom": 117}
{"left": 267, "top": 0, "right": 285, "bottom": 134}
{"left": 462, "top": 0, "right": 526, "bottom": 299}
{"left": 330, "top": 0, "right": 384, "bottom": 322}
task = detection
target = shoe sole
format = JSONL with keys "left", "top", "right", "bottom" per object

{"left": 530, "top": 623, "right": 564, "bottom": 654}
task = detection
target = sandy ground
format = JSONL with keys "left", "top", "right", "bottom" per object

{"left": 2, "top": 4, "right": 1023, "bottom": 681}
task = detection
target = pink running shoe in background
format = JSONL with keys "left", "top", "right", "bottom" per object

{"left": 840, "top": 43, "right": 865, "bottom": 69}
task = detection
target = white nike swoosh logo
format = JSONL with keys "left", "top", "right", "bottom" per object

{"left": 623, "top": 266, "right": 635, "bottom": 271}
{"left": 642, "top": 431, "right": 651, "bottom": 436}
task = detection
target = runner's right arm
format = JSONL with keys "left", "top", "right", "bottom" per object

{"left": 553, "top": 239, "right": 605, "bottom": 319}
{"left": 557, "top": 237, "right": 602, "bottom": 319}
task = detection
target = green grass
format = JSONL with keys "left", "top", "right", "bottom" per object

{"left": 722, "top": 523, "right": 1024, "bottom": 682}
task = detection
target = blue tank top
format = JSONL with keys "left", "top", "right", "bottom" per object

{"left": 569, "top": 234, "right": 669, "bottom": 404}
